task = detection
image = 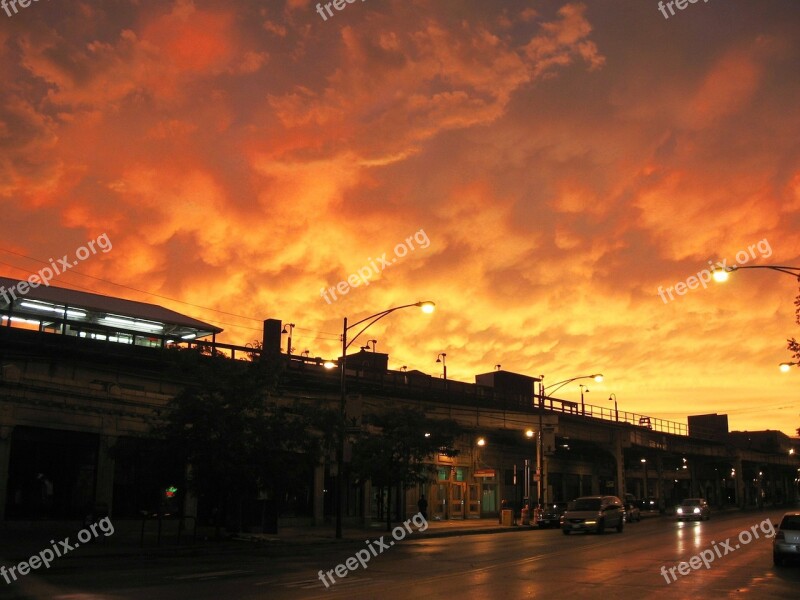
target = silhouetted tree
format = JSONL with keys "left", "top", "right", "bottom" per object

{"left": 150, "top": 349, "right": 325, "bottom": 535}
{"left": 350, "top": 407, "right": 460, "bottom": 531}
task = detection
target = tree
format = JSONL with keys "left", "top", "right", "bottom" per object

{"left": 350, "top": 407, "right": 461, "bottom": 531}
{"left": 150, "top": 348, "right": 325, "bottom": 535}
{"left": 787, "top": 288, "right": 800, "bottom": 359}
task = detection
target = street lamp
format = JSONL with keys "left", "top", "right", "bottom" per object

{"left": 641, "top": 458, "right": 648, "bottom": 498}
{"left": 543, "top": 374, "right": 604, "bottom": 416}
{"left": 713, "top": 264, "right": 800, "bottom": 368}
{"left": 532, "top": 372, "right": 603, "bottom": 505}
{"left": 543, "top": 374, "right": 604, "bottom": 398}
{"left": 281, "top": 322, "right": 295, "bottom": 355}
{"left": 712, "top": 264, "right": 800, "bottom": 282}
{"left": 334, "top": 301, "right": 435, "bottom": 539}
{"left": 436, "top": 353, "right": 447, "bottom": 380}
{"left": 779, "top": 362, "right": 797, "bottom": 373}
{"left": 608, "top": 393, "right": 618, "bottom": 422}
{"left": 579, "top": 384, "right": 590, "bottom": 416}
{"left": 524, "top": 429, "right": 535, "bottom": 513}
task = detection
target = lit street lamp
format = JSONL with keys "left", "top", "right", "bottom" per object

{"left": 524, "top": 429, "right": 535, "bottom": 512}
{"left": 779, "top": 362, "right": 797, "bottom": 373}
{"left": 543, "top": 374, "right": 604, "bottom": 416}
{"left": 641, "top": 458, "right": 648, "bottom": 498}
{"left": 713, "top": 264, "right": 800, "bottom": 282}
{"left": 334, "top": 301, "right": 435, "bottom": 539}
{"left": 536, "top": 373, "right": 603, "bottom": 506}
{"left": 713, "top": 264, "right": 800, "bottom": 369}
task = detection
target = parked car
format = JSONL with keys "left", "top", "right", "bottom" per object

{"left": 623, "top": 494, "right": 640, "bottom": 522}
{"left": 676, "top": 498, "right": 710, "bottom": 521}
{"left": 561, "top": 496, "right": 624, "bottom": 535}
{"left": 773, "top": 512, "right": 800, "bottom": 566}
{"left": 638, "top": 497, "right": 659, "bottom": 512}
{"left": 536, "top": 503, "right": 566, "bottom": 528}
{"left": 624, "top": 501, "right": 641, "bottom": 522}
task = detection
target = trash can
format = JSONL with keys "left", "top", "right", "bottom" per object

{"left": 521, "top": 506, "right": 530, "bottom": 526}
{"left": 501, "top": 509, "right": 514, "bottom": 526}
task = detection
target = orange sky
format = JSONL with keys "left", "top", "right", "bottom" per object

{"left": 1, "top": 1, "right": 799, "bottom": 436}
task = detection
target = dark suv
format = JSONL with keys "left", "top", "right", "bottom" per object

{"left": 561, "top": 496, "right": 625, "bottom": 535}
{"left": 536, "top": 503, "right": 566, "bottom": 528}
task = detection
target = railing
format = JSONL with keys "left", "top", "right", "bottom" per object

{"left": 277, "top": 360, "right": 703, "bottom": 439}
{"left": 139, "top": 512, "right": 196, "bottom": 547}
{"left": 579, "top": 403, "right": 688, "bottom": 436}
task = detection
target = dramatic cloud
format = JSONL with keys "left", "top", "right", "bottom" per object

{"left": 1, "top": 0, "right": 799, "bottom": 435}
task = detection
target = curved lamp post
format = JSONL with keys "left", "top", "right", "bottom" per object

{"left": 608, "top": 393, "right": 619, "bottom": 422}
{"left": 335, "top": 301, "right": 435, "bottom": 538}
{"left": 534, "top": 372, "right": 603, "bottom": 506}
{"left": 543, "top": 374, "right": 604, "bottom": 416}
{"left": 712, "top": 264, "right": 800, "bottom": 282}
{"left": 579, "top": 384, "right": 591, "bottom": 415}
{"left": 436, "top": 353, "right": 447, "bottom": 380}
{"left": 281, "top": 322, "right": 295, "bottom": 355}
{"left": 713, "top": 264, "right": 800, "bottom": 368}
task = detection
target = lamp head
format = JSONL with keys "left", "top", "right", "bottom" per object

{"left": 712, "top": 268, "right": 730, "bottom": 283}
{"left": 417, "top": 301, "right": 436, "bottom": 314}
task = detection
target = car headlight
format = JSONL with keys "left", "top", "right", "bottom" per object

{"left": 585, "top": 520, "right": 596, "bottom": 525}
{"left": 677, "top": 508, "right": 683, "bottom": 514}
{"left": 693, "top": 507, "right": 700, "bottom": 514}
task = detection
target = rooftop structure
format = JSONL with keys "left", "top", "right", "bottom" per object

{"left": 0, "top": 276, "right": 221, "bottom": 346}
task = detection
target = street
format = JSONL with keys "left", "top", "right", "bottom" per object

{"left": 2, "top": 510, "right": 798, "bottom": 599}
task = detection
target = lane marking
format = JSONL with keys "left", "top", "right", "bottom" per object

{"left": 172, "top": 569, "right": 252, "bottom": 580}
{"left": 259, "top": 577, "right": 372, "bottom": 589}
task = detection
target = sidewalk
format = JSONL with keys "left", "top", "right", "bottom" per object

{"left": 0, "top": 517, "right": 532, "bottom": 563}
{"left": 240, "top": 517, "right": 533, "bottom": 545}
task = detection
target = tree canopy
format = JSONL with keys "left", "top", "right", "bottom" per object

{"left": 350, "top": 406, "right": 461, "bottom": 530}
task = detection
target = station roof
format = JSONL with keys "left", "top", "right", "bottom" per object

{"left": 0, "top": 276, "right": 222, "bottom": 339}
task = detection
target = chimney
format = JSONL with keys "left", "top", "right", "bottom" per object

{"left": 262, "top": 319, "right": 282, "bottom": 359}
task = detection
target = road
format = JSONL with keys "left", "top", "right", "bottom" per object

{"left": 3, "top": 510, "right": 798, "bottom": 599}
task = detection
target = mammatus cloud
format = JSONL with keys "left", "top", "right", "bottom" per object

{"left": 0, "top": 1, "right": 798, "bottom": 434}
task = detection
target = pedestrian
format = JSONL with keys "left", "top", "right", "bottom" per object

{"left": 417, "top": 494, "right": 428, "bottom": 521}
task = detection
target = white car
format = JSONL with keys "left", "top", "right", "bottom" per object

{"left": 676, "top": 498, "right": 710, "bottom": 521}
{"left": 773, "top": 512, "right": 800, "bottom": 566}
{"left": 561, "top": 496, "right": 625, "bottom": 535}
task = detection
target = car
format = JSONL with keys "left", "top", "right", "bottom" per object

{"left": 561, "top": 495, "right": 624, "bottom": 535}
{"left": 624, "top": 501, "right": 641, "bottom": 522}
{"left": 773, "top": 512, "right": 800, "bottom": 566}
{"left": 536, "top": 503, "right": 566, "bottom": 528}
{"left": 638, "top": 497, "right": 659, "bottom": 512}
{"left": 623, "top": 494, "right": 640, "bottom": 522}
{"left": 676, "top": 498, "right": 710, "bottom": 521}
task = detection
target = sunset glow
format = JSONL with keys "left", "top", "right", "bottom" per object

{"left": 1, "top": 0, "right": 799, "bottom": 435}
